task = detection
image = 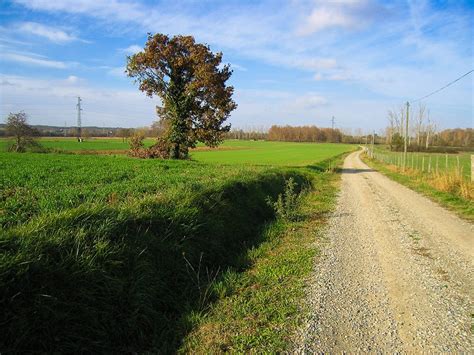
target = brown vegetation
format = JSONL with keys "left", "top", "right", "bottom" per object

{"left": 268, "top": 125, "right": 342, "bottom": 143}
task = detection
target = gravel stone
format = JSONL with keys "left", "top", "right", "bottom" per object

{"left": 295, "top": 151, "right": 473, "bottom": 353}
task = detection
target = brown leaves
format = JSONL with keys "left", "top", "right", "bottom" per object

{"left": 126, "top": 33, "right": 237, "bottom": 157}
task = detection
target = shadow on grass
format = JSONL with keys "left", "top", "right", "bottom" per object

{"left": 0, "top": 170, "right": 310, "bottom": 353}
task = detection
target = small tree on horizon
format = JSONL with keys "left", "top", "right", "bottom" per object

{"left": 5, "top": 112, "right": 39, "bottom": 152}
{"left": 126, "top": 33, "right": 237, "bottom": 159}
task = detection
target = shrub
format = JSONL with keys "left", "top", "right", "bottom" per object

{"left": 267, "top": 177, "right": 304, "bottom": 221}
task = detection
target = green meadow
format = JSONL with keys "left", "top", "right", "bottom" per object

{"left": 0, "top": 140, "right": 355, "bottom": 352}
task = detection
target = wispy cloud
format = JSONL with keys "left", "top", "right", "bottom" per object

{"left": 2, "top": 51, "right": 69, "bottom": 68}
{"left": 230, "top": 63, "right": 247, "bottom": 72}
{"left": 122, "top": 45, "right": 142, "bottom": 54}
{"left": 3, "top": 0, "right": 473, "bottom": 129}
{"left": 17, "top": 22, "right": 83, "bottom": 43}
{"left": 0, "top": 74, "right": 156, "bottom": 126}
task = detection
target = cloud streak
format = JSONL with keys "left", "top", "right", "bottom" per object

{"left": 18, "top": 22, "right": 82, "bottom": 43}
{"left": 2, "top": 52, "right": 69, "bottom": 68}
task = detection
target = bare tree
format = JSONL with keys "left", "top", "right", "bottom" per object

{"left": 416, "top": 103, "right": 426, "bottom": 147}
{"left": 387, "top": 109, "right": 396, "bottom": 145}
{"left": 5, "top": 112, "right": 39, "bottom": 152}
{"left": 425, "top": 110, "right": 435, "bottom": 149}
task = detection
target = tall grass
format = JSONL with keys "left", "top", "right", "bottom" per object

{"left": 384, "top": 163, "right": 473, "bottom": 200}
{"left": 363, "top": 153, "right": 473, "bottom": 220}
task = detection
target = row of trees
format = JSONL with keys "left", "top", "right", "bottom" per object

{"left": 267, "top": 125, "right": 343, "bottom": 143}
{"left": 386, "top": 103, "right": 472, "bottom": 151}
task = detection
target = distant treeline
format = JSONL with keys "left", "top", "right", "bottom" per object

{"left": 268, "top": 125, "right": 343, "bottom": 143}
{"left": 435, "top": 128, "right": 472, "bottom": 147}
{"left": 225, "top": 129, "right": 268, "bottom": 140}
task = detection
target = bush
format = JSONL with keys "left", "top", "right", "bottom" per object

{"left": 128, "top": 136, "right": 189, "bottom": 159}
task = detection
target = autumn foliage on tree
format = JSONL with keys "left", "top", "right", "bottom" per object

{"left": 126, "top": 34, "right": 237, "bottom": 159}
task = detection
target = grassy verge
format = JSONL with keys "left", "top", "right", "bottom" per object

{"left": 1, "top": 154, "right": 313, "bottom": 352}
{"left": 362, "top": 154, "right": 473, "bottom": 221}
{"left": 181, "top": 156, "right": 344, "bottom": 353}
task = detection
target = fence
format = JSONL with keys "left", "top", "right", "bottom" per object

{"left": 369, "top": 148, "right": 473, "bottom": 182}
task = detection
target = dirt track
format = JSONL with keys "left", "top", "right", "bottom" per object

{"left": 298, "top": 150, "right": 473, "bottom": 352}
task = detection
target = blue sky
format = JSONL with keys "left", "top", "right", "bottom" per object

{"left": 0, "top": 0, "right": 472, "bottom": 132}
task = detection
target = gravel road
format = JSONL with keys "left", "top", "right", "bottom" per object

{"left": 297, "top": 150, "right": 473, "bottom": 352}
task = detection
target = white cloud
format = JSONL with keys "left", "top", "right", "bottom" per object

{"left": 296, "top": 0, "right": 384, "bottom": 36}
{"left": 13, "top": 0, "right": 147, "bottom": 23}
{"left": 0, "top": 74, "right": 156, "bottom": 127}
{"left": 65, "top": 75, "right": 80, "bottom": 84}
{"left": 295, "top": 94, "right": 328, "bottom": 108}
{"left": 230, "top": 63, "right": 247, "bottom": 72}
{"left": 298, "top": 7, "right": 355, "bottom": 35}
{"left": 6, "top": 0, "right": 473, "bottom": 129}
{"left": 107, "top": 66, "right": 126, "bottom": 77}
{"left": 122, "top": 45, "right": 142, "bottom": 54}
{"left": 2, "top": 52, "right": 69, "bottom": 68}
{"left": 18, "top": 22, "right": 80, "bottom": 43}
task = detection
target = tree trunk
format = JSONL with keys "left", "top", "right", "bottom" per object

{"left": 172, "top": 143, "right": 180, "bottom": 159}
{"left": 16, "top": 135, "right": 21, "bottom": 152}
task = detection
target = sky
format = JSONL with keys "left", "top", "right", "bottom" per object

{"left": 0, "top": 0, "right": 472, "bottom": 132}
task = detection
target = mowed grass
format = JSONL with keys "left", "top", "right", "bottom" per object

{"left": 0, "top": 142, "right": 354, "bottom": 352}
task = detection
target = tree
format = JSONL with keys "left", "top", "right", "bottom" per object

{"left": 126, "top": 34, "right": 237, "bottom": 159}
{"left": 416, "top": 103, "right": 426, "bottom": 147}
{"left": 390, "top": 132, "right": 404, "bottom": 151}
{"left": 5, "top": 112, "right": 39, "bottom": 152}
{"left": 82, "top": 128, "right": 91, "bottom": 139}
{"left": 117, "top": 128, "right": 132, "bottom": 142}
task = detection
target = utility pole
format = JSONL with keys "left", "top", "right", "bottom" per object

{"left": 76, "top": 96, "right": 82, "bottom": 141}
{"left": 331, "top": 116, "right": 335, "bottom": 130}
{"left": 64, "top": 121, "right": 67, "bottom": 137}
{"left": 404, "top": 101, "right": 409, "bottom": 170}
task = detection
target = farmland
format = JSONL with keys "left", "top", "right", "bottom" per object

{"left": 0, "top": 138, "right": 354, "bottom": 166}
{"left": 0, "top": 140, "right": 354, "bottom": 352}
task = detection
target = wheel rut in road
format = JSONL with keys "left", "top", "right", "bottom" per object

{"left": 298, "top": 150, "right": 473, "bottom": 352}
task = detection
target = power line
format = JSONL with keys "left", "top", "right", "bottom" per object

{"left": 410, "top": 69, "right": 473, "bottom": 104}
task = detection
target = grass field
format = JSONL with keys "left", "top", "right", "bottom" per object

{"left": 372, "top": 146, "right": 471, "bottom": 180}
{"left": 0, "top": 138, "right": 354, "bottom": 166}
{"left": 0, "top": 140, "right": 354, "bottom": 352}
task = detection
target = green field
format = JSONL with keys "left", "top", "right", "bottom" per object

{"left": 372, "top": 146, "right": 471, "bottom": 180}
{"left": 0, "top": 138, "right": 354, "bottom": 166}
{"left": 0, "top": 140, "right": 354, "bottom": 352}
{"left": 0, "top": 137, "right": 132, "bottom": 152}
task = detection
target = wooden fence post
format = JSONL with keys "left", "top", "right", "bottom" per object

{"left": 471, "top": 155, "right": 473, "bottom": 182}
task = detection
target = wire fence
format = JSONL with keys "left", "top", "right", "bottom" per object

{"left": 369, "top": 148, "right": 472, "bottom": 182}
